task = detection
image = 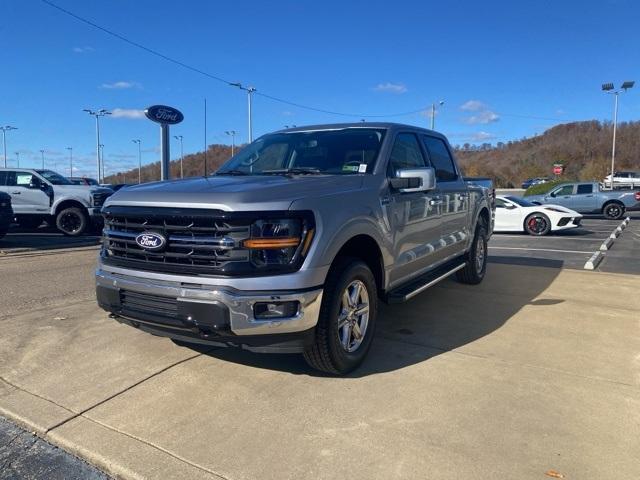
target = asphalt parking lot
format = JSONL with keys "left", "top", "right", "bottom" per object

{"left": 0, "top": 215, "right": 639, "bottom": 479}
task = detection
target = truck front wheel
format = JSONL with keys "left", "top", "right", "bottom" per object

{"left": 56, "top": 207, "right": 88, "bottom": 236}
{"left": 456, "top": 221, "right": 488, "bottom": 285}
{"left": 303, "top": 258, "right": 378, "bottom": 375}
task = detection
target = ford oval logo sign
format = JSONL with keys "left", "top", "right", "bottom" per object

{"left": 135, "top": 232, "right": 167, "bottom": 251}
{"left": 144, "top": 105, "right": 184, "bottom": 125}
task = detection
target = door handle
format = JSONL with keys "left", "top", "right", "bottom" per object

{"left": 429, "top": 199, "right": 443, "bottom": 206}
{"left": 11, "top": 191, "right": 21, "bottom": 194}
{"left": 380, "top": 196, "right": 391, "bottom": 206}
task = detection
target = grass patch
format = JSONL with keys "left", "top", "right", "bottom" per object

{"left": 524, "top": 179, "right": 573, "bottom": 196}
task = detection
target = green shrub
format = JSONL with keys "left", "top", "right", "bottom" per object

{"left": 524, "top": 179, "right": 573, "bottom": 196}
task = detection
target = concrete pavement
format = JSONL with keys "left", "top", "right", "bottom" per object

{"left": 1, "top": 259, "right": 639, "bottom": 479}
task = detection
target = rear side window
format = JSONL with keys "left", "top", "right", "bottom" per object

{"left": 387, "top": 133, "right": 426, "bottom": 174}
{"left": 421, "top": 136, "right": 458, "bottom": 182}
{"left": 0, "top": 171, "right": 7, "bottom": 186}
{"left": 576, "top": 184, "right": 593, "bottom": 194}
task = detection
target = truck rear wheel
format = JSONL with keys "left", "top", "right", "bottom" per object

{"left": 303, "top": 258, "right": 378, "bottom": 375}
{"left": 603, "top": 202, "right": 624, "bottom": 220}
{"left": 56, "top": 207, "right": 88, "bottom": 236}
{"left": 456, "top": 221, "right": 488, "bottom": 285}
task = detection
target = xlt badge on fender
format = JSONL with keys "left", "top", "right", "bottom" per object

{"left": 135, "top": 232, "right": 166, "bottom": 251}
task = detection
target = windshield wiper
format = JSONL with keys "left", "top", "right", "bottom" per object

{"left": 215, "top": 169, "right": 249, "bottom": 176}
{"left": 261, "top": 168, "right": 322, "bottom": 176}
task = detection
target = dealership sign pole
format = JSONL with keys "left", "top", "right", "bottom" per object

{"left": 144, "top": 105, "right": 184, "bottom": 181}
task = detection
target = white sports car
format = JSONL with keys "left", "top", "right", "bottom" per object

{"left": 495, "top": 195, "right": 583, "bottom": 236}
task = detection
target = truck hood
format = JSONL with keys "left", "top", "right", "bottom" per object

{"left": 104, "top": 174, "right": 365, "bottom": 211}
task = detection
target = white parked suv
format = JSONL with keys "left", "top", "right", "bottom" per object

{"left": 0, "top": 168, "right": 112, "bottom": 235}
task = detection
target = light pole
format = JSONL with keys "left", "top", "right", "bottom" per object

{"left": 173, "top": 135, "right": 184, "bottom": 178}
{"left": 225, "top": 130, "right": 236, "bottom": 157}
{"left": 83, "top": 109, "right": 111, "bottom": 183}
{"left": 99, "top": 144, "right": 105, "bottom": 182}
{"left": 15, "top": 151, "right": 19, "bottom": 168}
{"left": 1, "top": 125, "right": 17, "bottom": 168}
{"left": 66, "top": 147, "right": 73, "bottom": 176}
{"left": 430, "top": 101, "right": 444, "bottom": 130}
{"left": 40, "top": 149, "right": 45, "bottom": 169}
{"left": 230, "top": 83, "right": 256, "bottom": 142}
{"left": 132, "top": 139, "right": 142, "bottom": 183}
{"left": 602, "top": 81, "right": 634, "bottom": 189}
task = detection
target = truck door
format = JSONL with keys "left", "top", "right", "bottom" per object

{"left": 421, "top": 135, "right": 470, "bottom": 259}
{"left": 570, "top": 184, "right": 598, "bottom": 212}
{"left": 5, "top": 171, "right": 51, "bottom": 214}
{"left": 546, "top": 184, "right": 575, "bottom": 208}
{"left": 385, "top": 133, "right": 444, "bottom": 288}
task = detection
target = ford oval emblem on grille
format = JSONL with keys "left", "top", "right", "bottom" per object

{"left": 135, "top": 232, "right": 166, "bottom": 251}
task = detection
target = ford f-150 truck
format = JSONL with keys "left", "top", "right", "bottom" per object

{"left": 96, "top": 123, "right": 494, "bottom": 374}
{"left": 526, "top": 181, "right": 640, "bottom": 219}
{"left": 0, "top": 168, "right": 113, "bottom": 235}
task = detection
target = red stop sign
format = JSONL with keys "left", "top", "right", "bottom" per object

{"left": 553, "top": 166, "right": 563, "bottom": 175}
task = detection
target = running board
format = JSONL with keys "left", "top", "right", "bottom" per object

{"left": 385, "top": 262, "right": 466, "bottom": 304}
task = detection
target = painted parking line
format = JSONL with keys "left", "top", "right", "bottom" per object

{"left": 488, "top": 246, "right": 593, "bottom": 254}
{"left": 492, "top": 235, "right": 606, "bottom": 241}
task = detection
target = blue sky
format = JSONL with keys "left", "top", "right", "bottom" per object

{"left": 1, "top": 0, "right": 639, "bottom": 178}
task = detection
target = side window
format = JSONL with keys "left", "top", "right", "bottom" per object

{"left": 0, "top": 171, "right": 7, "bottom": 186}
{"left": 4, "top": 171, "right": 18, "bottom": 187}
{"left": 495, "top": 198, "right": 507, "bottom": 209}
{"left": 387, "top": 133, "right": 426, "bottom": 175}
{"left": 15, "top": 172, "right": 35, "bottom": 187}
{"left": 554, "top": 185, "right": 574, "bottom": 196}
{"left": 576, "top": 184, "right": 593, "bottom": 194}
{"left": 421, "top": 136, "right": 458, "bottom": 182}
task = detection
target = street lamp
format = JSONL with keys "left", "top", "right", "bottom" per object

{"left": 0, "top": 125, "right": 17, "bottom": 168}
{"left": 99, "top": 144, "right": 105, "bottom": 182}
{"left": 83, "top": 109, "right": 111, "bottom": 183}
{"left": 40, "top": 149, "right": 45, "bottom": 169}
{"left": 230, "top": 83, "right": 256, "bottom": 142}
{"left": 602, "top": 81, "right": 635, "bottom": 189}
{"left": 225, "top": 130, "right": 236, "bottom": 157}
{"left": 173, "top": 135, "right": 184, "bottom": 178}
{"left": 15, "top": 151, "right": 19, "bottom": 167}
{"left": 132, "top": 139, "right": 142, "bottom": 184}
{"left": 430, "top": 101, "right": 445, "bottom": 130}
{"left": 66, "top": 147, "right": 73, "bottom": 176}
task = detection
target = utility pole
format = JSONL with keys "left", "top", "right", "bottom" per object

{"left": 40, "top": 149, "right": 45, "bottom": 169}
{"left": 430, "top": 101, "right": 444, "bottom": 130}
{"left": 174, "top": 135, "right": 184, "bottom": 178}
{"left": 230, "top": 83, "right": 256, "bottom": 142}
{"left": 225, "top": 130, "right": 237, "bottom": 157}
{"left": 602, "top": 81, "right": 635, "bottom": 189}
{"left": 15, "top": 151, "right": 20, "bottom": 167}
{"left": 132, "top": 139, "right": 142, "bottom": 183}
{"left": 83, "top": 109, "right": 111, "bottom": 183}
{"left": 1, "top": 126, "right": 17, "bottom": 168}
{"left": 99, "top": 144, "right": 105, "bottom": 182}
{"left": 66, "top": 147, "right": 73, "bottom": 176}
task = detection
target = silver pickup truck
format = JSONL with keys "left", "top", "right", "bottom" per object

{"left": 526, "top": 181, "right": 640, "bottom": 219}
{"left": 96, "top": 123, "right": 494, "bottom": 374}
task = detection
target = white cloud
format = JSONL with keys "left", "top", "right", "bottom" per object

{"left": 469, "top": 131, "right": 497, "bottom": 141}
{"left": 464, "top": 110, "right": 500, "bottom": 125}
{"left": 100, "top": 81, "right": 141, "bottom": 90}
{"left": 460, "top": 100, "right": 486, "bottom": 112}
{"left": 282, "top": 111, "right": 294, "bottom": 116}
{"left": 373, "top": 82, "right": 407, "bottom": 94}
{"left": 111, "top": 108, "right": 145, "bottom": 119}
{"left": 73, "top": 46, "right": 94, "bottom": 53}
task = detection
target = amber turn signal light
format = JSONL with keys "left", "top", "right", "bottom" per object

{"left": 244, "top": 237, "right": 301, "bottom": 249}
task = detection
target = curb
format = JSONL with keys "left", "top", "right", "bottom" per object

{"left": 584, "top": 251, "right": 605, "bottom": 270}
{"left": 585, "top": 217, "right": 630, "bottom": 270}
{"left": 599, "top": 237, "right": 614, "bottom": 251}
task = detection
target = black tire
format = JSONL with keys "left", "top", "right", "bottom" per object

{"left": 602, "top": 202, "right": 625, "bottom": 220}
{"left": 17, "top": 216, "right": 44, "bottom": 229}
{"left": 56, "top": 207, "right": 88, "bottom": 236}
{"left": 303, "top": 258, "right": 378, "bottom": 375}
{"left": 456, "top": 221, "right": 488, "bottom": 285}
{"left": 0, "top": 227, "right": 7, "bottom": 239}
{"left": 524, "top": 213, "right": 551, "bottom": 236}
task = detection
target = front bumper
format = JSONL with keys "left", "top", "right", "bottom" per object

{"left": 96, "top": 268, "right": 323, "bottom": 352}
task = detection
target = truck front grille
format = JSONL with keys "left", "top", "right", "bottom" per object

{"left": 92, "top": 191, "right": 112, "bottom": 207}
{"left": 102, "top": 206, "right": 252, "bottom": 276}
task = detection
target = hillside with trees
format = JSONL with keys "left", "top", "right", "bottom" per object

{"left": 105, "top": 121, "right": 640, "bottom": 187}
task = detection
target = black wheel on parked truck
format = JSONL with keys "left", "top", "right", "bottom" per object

{"left": 56, "top": 207, "right": 88, "bottom": 236}
{"left": 303, "top": 258, "right": 378, "bottom": 375}
{"left": 456, "top": 220, "right": 488, "bottom": 285}
{"left": 602, "top": 201, "right": 624, "bottom": 220}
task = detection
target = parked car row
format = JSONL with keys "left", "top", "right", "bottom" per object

{"left": 494, "top": 195, "right": 582, "bottom": 236}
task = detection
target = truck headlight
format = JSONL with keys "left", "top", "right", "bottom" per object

{"left": 244, "top": 217, "right": 315, "bottom": 268}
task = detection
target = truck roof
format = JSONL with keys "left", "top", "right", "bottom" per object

{"left": 277, "top": 122, "right": 446, "bottom": 137}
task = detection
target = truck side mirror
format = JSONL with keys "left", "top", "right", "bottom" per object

{"left": 391, "top": 167, "right": 436, "bottom": 193}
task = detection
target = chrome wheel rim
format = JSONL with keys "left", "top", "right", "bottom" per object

{"left": 337, "top": 280, "right": 370, "bottom": 353}
{"left": 475, "top": 235, "right": 486, "bottom": 273}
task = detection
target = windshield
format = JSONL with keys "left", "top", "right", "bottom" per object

{"left": 505, "top": 195, "right": 535, "bottom": 207}
{"left": 35, "top": 170, "right": 73, "bottom": 185}
{"left": 215, "top": 128, "right": 385, "bottom": 176}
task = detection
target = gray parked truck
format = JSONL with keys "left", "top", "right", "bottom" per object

{"left": 96, "top": 123, "right": 494, "bottom": 374}
{"left": 526, "top": 181, "right": 640, "bottom": 219}
{"left": 0, "top": 168, "right": 112, "bottom": 235}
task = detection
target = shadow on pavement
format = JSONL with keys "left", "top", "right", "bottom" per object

{"left": 192, "top": 262, "right": 561, "bottom": 377}
{"left": 0, "top": 224, "right": 100, "bottom": 252}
